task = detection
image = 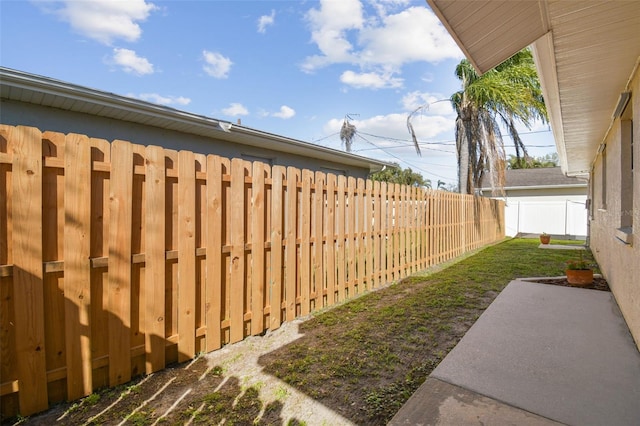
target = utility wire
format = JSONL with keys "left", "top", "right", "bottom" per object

{"left": 355, "top": 133, "right": 453, "bottom": 181}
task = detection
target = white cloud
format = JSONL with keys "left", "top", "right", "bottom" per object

{"left": 272, "top": 105, "right": 296, "bottom": 119}
{"left": 132, "top": 93, "right": 191, "bottom": 106}
{"left": 111, "top": 48, "right": 154, "bottom": 75}
{"left": 257, "top": 10, "right": 275, "bottom": 33}
{"left": 359, "top": 7, "right": 462, "bottom": 66}
{"left": 401, "top": 91, "right": 453, "bottom": 115}
{"left": 340, "top": 70, "right": 403, "bottom": 89}
{"left": 302, "top": 2, "right": 462, "bottom": 79}
{"left": 222, "top": 103, "right": 249, "bottom": 116}
{"left": 302, "top": 0, "right": 364, "bottom": 71}
{"left": 202, "top": 50, "right": 233, "bottom": 78}
{"left": 48, "top": 0, "right": 156, "bottom": 45}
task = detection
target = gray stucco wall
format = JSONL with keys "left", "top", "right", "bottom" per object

{"left": 589, "top": 70, "right": 640, "bottom": 350}
{"left": 1, "top": 99, "right": 370, "bottom": 179}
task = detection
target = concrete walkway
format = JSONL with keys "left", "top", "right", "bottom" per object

{"left": 390, "top": 280, "right": 640, "bottom": 426}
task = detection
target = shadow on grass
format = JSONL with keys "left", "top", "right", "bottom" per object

{"left": 8, "top": 357, "right": 300, "bottom": 426}
{"left": 258, "top": 238, "right": 594, "bottom": 425}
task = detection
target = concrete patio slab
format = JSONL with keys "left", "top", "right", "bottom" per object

{"left": 389, "top": 377, "right": 562, "bottom": 426}
{"left": 538, "top": 244, "right": 586, "bottom": 250}
{"left": 391, "top": 280, "right": 640, "bottom": 426}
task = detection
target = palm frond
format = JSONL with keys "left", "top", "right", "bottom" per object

{"left": 340, "top": 119, "right": 357, "bottom": 153}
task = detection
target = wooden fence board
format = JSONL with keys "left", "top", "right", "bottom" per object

{"left": 325, "top": 174, "right": 336, "bottom": 305}
{"left": 251, "top": 162, "right": 265, "bottom": 335}
{"left": 0, "top": 125, "right": 16, "bottom": 417}
{"left": 89, "top": 136, "right": 110, "bottom": 389}
{"left": 63, "top": 133, "right": 93, "bottom": 400}
{"left": 229, "top": 158, "right": 245, "bottom": 343}
{"left": 284, "top": 167, "right": 298, "bottom": 321}
{"left": 373, "top": 181, "right": 381, "bottom": 288}
{"left": 178, "top": 150, "right": 196, "bottom": 361}
{"left": 300, "top": 170, "right": 312, "bottom": 315}
{"left": 336, "top": 175, "right": 346, "bottom": 302}
{"left": 356, "top": 178, "right": 365, "bottom": 293}
{"left": 144, "top": 145, "right": 166, "bottom": 373}
{"left": 11, "top": 126, "right": 49, "bottom": 415}
{"left": 41, "top": 131, "right": 66, "bottom": 404}
{"left": 365, "top": 179, "right": 373, "bottom": 289}
{"left": 313, "top": 172, "right": 324, "bottom": 308}
{"left": 346, "top": 177, "right": 356, "bottom": 297}
{"left": 108, "top": 140, "right": 133, "bottom": 386}
{"left": 205, "top": 155, "right": 223, "bottom": 351}
{"left": 269, "top": 166, "right": 284, "bottom": 329}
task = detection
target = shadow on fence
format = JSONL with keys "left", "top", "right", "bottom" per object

{"left": 0, "top": 125, "right": 504, "bottom": 418}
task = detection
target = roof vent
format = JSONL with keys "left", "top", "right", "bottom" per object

{"left": 613, "top": 92, "right": 631, "bottom": 118}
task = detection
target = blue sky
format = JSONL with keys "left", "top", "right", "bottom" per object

{"left": 1, "top": 0, "right": 556, "bottom": 185}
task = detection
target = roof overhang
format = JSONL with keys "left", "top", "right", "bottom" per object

{"left": 427, "top": 0, "right": 640, "bottom": 177}
{"left": 0, "top": 67, "right": 390, "bottom": 173}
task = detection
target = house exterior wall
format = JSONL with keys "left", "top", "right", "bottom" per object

{"left": 589, "top": 68, "right": 640, "bottom": 348}
{"left": 0, "top": 99, "right": 371, "bottom": 179}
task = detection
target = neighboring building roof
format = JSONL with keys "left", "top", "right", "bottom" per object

{"left": 480, "top": 167, "right": 586, "bottom": 191}
{"left": 426, "top": 0, "right": 640, "bottom": 178}
{"left": 0, "top": 66, "right": 390, "bottom": 173}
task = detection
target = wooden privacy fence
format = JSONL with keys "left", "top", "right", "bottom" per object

{"left": 0, "top": 125, "right": 504, "bottom": 417}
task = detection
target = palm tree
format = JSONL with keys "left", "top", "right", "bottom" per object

{"left": 340, "top": 115, "right": 357, "bottom": 153}
{"left": 451, "top": 49, "right": 547, "bottom": 194}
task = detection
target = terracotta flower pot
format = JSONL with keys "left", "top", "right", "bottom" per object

{"left": 540, "top": 234, "right": 551, "bottom": 244}
{"left": 566, "top": 269, "right": 593, "bottom": 286}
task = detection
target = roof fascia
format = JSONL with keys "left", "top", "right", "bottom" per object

{"left": 426, "top": 0, "right": 485, "bottom": 74}
{"left": 1, "top": 67, "right": 390, "bottom": 172}
{"left": 531, "top": 33, "right": 568, "bottom": 175}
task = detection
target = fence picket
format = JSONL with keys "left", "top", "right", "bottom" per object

{"left": 336, "top": 175, "right": 346, "bottom": 302}
{"left": 229, "top": 158, "right": 246, "bottom": 343}
{"left": 270, "top": 166, "right": 285, "bottom": 329}
{"left": 108, "top": 140, "right": 133, "bottom": 386}
{"left": 251, "top": 162, "right": 265, "bottom": 335}
{"left": 346, "top": 177, "right": 356, "bottom": 297}
{"left": 11, "top": 126, "right": 48, "bottom": 414}
{"left": 313, "top": 172, "right": 324, "bottom": 309}
{"left": 325, "top": 174, "right": 336, "bottom": 305}
{"left": 144, "top": 145, "right": 166, "bottom": 373}
{"left": 177, "top": 151, "right": 196, "bottom": 361}
{"left": 205, "top": 155, "right": 223, "bottom": 351}
{"left": 373, "top": 181, "right": 381, "bottom": 288}
{"left": 300, "top": 170, "right": 312, "bottom": 315}
{"left": 284, "top": 167, "right": 298, "bottom": 321}
{"left": 63, "top": 133, "right": 93, "bottom": 399}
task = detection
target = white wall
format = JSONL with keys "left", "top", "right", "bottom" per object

{"left": 501, "top": 193, "right": 587, "bottom": 237}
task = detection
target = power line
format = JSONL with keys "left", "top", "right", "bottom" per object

{"left": 355, "top": 133, "right": 454, "bottom": 182}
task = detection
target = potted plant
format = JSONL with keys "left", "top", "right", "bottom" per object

{"left": 565, "top": 252, "right": 593, "bottom": 286}
{"left": 539, "top": 232, "right": 551, "bottom": 244}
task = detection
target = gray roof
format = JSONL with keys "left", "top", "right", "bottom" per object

{"left": 0, "top": 67, "right": 390, "bottom": 173}
{"left": 481, "top": 167, "right": 587, "bottom": 190}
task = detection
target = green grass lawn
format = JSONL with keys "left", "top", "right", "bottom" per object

{"left": 259, "top": 237, "right": 596, "bottom": 425}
